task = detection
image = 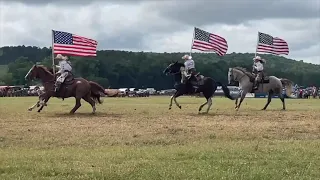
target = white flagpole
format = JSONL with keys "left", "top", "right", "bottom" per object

{"left": 189, "top": 27, "right": 195, "bottom": 56}
{"left": 51, "top": 30, "right": 55, "bottom": 76}
{"left": 254, "top": 31, "right": 259, "bottom": 58}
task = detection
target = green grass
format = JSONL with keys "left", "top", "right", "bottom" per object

{"left": 0, "top": 96, "right": 320, "bottom": 180}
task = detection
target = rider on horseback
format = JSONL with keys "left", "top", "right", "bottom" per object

{"left": 54, "top": 54, "right": 72, "bottom": 93}
{"left": 182, "top": 54, "right": 198, "bottom": 92}
{"left": 252, "top": 56, "right": 266, "bottom": 90}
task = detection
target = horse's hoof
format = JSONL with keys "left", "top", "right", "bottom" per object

{"left": 261, "top": 108, "right": 266, "bottom": 110}
{"left": 28, "top": 108, "right": 32, "bottom": 111}
{"left": 235, "top": 108, "right": 239, "bottom": 111}
{"left": 169, "top": 107, "right": 171, "bottom": 110}
{"left": 178, "top": 106, "right": 182, "bottom": 109}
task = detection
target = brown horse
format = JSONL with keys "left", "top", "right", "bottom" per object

{"left": 25, "top": 65, "right": 108, "bottom": 114}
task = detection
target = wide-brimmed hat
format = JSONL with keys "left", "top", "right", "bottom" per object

{"left": 253, "top": 56, "right": 266, "bottom": 63}
{"left": 182, "top": 54, "right": 192, "bottom": 60}
{"left": 55, "top": 54, "right": 68, "bottom": 60}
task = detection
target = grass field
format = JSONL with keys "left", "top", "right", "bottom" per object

{"left": 1, "top": 96, "right": 320, "bottom": 180}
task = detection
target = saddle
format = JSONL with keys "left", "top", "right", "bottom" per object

{"left": 55, "top": 71, "right": 75, "bottom": 85}
{"left": 251, "top": 72, "right": 269, "bottom": 83}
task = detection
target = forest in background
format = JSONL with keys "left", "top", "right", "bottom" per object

{"left": 0, "top": 46, "right": 319, "bottom": 89}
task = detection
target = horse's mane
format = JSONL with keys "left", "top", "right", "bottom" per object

{"left": 36, "top": 65, "right": 54, "bottom": 76}
{"left": 234, "top": 67, "right": 255, "bottom": 79}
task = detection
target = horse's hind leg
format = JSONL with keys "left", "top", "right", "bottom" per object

{"left": 279, "top": 92, "right": 285, "bottom": 110}
{"left": 70, "top": 97, "right": 81, "bottom": 114}
{"left": 82, "top": 95, "right": 96, "bottom": 114}
{"left": 169, "top": 95, "right": 174, "bottom": 110}
{"left": 198, "top": 92, "right": 212, "bottom": 113}
{"left": 198, "top": 100, "right": 208, "bottom": 113}
{"left": 262, "top": 90, "right": 273, "bottom": 110}
{"left": 205, "top": 97, "right": 213, "bottom": 114}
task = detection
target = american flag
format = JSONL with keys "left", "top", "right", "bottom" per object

{"left": 191, "top": 27, "right": 228, "bottom": 56}
{"left": 256, "top": 32, "right": 289, "bottom": 55}
{"left": 53, "top": 30, "right": 98, "bottom": 57}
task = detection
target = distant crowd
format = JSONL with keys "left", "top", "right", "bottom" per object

{"left": 294, "top": 86, "right": 319, "bottom": 99}
{"left": 1, "top": 85, "right": 319, "bottom": 99}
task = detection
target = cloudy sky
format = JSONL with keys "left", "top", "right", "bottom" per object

{"left": 0, "top": 0, "right": 319, "bottom": 64}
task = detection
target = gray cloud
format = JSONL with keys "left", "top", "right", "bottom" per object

{"left": 0, "top": 0, "right": 148, "bottom": 5}
{"left": 146, "top": 0, "right": 319, "bottom": 26}
{"left": 0, "top": 0, "right": 319, "bottom": 64}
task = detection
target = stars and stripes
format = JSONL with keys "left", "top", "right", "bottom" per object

{"left": 256, "top": 32, "right": 289, "bottom": 55}
{"left": 53, "top": 30, "right": 98, "bottom": 57}
{"left": 191, "top": 27, "right": 228, "bottom": 56}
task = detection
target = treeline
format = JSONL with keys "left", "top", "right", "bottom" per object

{"left": 0, "top": 46, "right": 319, "bottom": 89}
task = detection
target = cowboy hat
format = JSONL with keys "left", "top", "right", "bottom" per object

{"left": 182, "top": 54, "right": 189, "bottom": 60}
{"left": 253, "top": 56, "right": 266, "bottom": 63}
{"left": 253, "top": 56, "right": 261, "bottom": 60}
{"left": 182, "top": 54, "right": 193, "bottom": 60}
{"left": 55, "top": 54, "right": 68, "bottom": 60}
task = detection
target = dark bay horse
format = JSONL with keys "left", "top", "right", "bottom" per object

{"left": 163, "top": 61, "right": 234, "bottom": 114}
{"left": 25, "top": 65, "right": 108, "bottom": 114}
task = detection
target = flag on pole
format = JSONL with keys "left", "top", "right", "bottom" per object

{"left": 191, "top": 27, "right": 228, "bottom": 56}
{"left": 52, "top": 30, "right": 98, "bottom": 57}
{"left": 256, "top": 32, "right": 289, "bottom": 55}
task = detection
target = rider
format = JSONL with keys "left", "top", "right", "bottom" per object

{"left": 182, "top": 54, "right": 198, "bottom": 92}
{"left": 252, "top": 56, "right": 266, "bottom": 90}
{"left": 54, "top": 54, "right": 72, "bottom": 93}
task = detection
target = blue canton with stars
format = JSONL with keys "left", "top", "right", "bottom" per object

{"left": 53, "top": 30, "right": 73, "bottom": 44}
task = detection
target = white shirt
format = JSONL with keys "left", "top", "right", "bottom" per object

{"left": 253, "top": 61, "right": 263, "bottom": 71}
{"left": 56, "top": 60, "right": 72, "bottom": 73}
{"left": 184, "top": 59, "right": 195, "bottom": 70}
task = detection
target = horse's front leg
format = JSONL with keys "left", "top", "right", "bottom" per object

{"left": 235, "top": 91, "right": 247, "bottom": 111}
{"left": 169, "top": 95, "right": 174, "bottom": 110}
{"left": 234, "top": 89, "right": 242, "bottom": 109}
{"left": 28, "top": 101, "right": 40, "bottom": 111}
{"left": 37, "top": 96, "right": 51, "bottom": 113}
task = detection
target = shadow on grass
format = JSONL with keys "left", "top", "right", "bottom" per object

{"left": 187, "top": 111, "right": 252, "bottom": 117}
{"left": 46, "top": 112, "right": 123, "bottom": 118}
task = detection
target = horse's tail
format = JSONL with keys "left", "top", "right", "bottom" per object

{"left": 89, "top": 81, "right": 106, "bottom": 104}
{"left": 216, "top": 81, "right": 234, "bottom": 100}
{"left": 280, "top": 78, "right": 294, "bottom": 97}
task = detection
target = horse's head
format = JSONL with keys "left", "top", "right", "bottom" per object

{"left": 25, "top": 65, "right": 39, "bottom": 80}
{"left": 163, "top": 61, "right": 184, "bottom": 76}
{"left": 25, "top": 65, "right": 53, "bottom": 81}
{"left": 228, "top": 68, "right": 239, "bottom": 85}
{"left": 228, "top": 67, "right": 247, "bottom": 84}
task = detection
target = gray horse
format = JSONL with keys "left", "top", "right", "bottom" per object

{"left": 228, "top": 67, "right": 294, "bottom": 111}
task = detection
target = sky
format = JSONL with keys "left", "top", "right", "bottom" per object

{"left": 0, "top": 0, "right": 319, "bottom": 64}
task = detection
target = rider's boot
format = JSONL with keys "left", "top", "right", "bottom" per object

{"left": 253, "top": 80, "right": 259, "bottom": 90}
{"left": 54, "top": 82, "right": 61, "bottom": 93}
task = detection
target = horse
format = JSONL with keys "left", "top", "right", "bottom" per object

{"left": 24, "top": 65, "right": 108, "bottom": 114}
{"left": 163, "top": 61, "right": 234, "bottom": 114}
{"left": 228, "top": 67, "right": 294, "bottom": 111}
